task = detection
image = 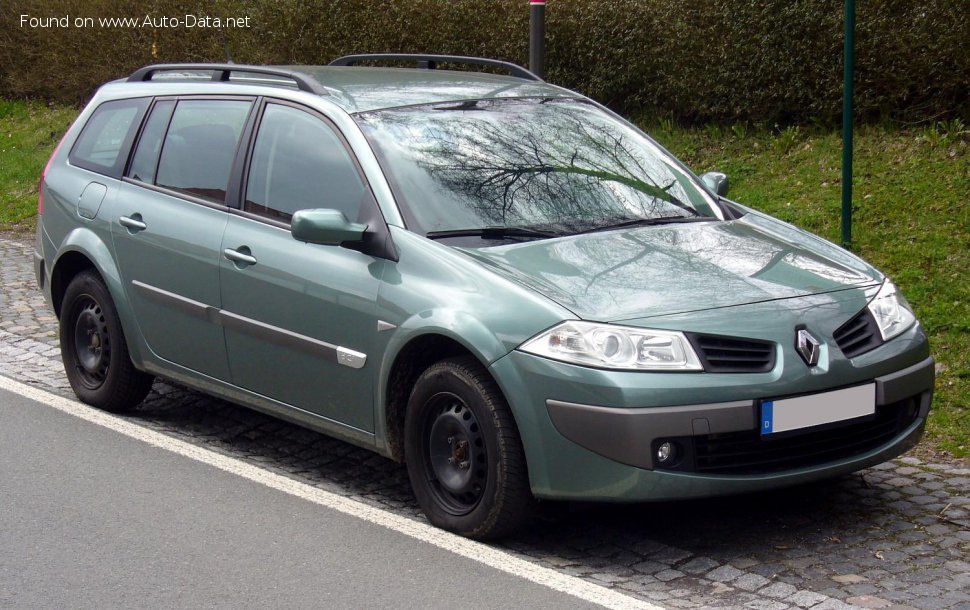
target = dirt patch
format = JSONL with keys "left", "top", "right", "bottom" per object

{"left": 0, "top": 230, "right": 32, "bottom": 245}
{"left": 909, "top": 439, "right": 970, "bottom": 470}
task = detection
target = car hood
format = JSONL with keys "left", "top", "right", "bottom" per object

{"left": 458, "top": 214, "right": 882, "bottom": 321}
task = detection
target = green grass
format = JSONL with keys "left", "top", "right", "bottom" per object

{"left": 1, "top": 99, "right": 967, "bottom": 458}
{"left": 0, "top": 100, "right": 77, "bottom": 232}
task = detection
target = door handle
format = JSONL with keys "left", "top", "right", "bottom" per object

{"left": 119, "top": 215, "right": 147, "bottom": 232}
{"left": 224, "top": 248, "right": 258, "bottom": 267}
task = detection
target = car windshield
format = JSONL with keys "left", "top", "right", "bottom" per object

{"left": 355, "top": 98, "right": 721, "bottom": 241}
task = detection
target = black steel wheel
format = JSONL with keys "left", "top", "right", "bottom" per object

{"left": 60, "top": 270, "right": 153, "bottom": 412}
{"left": 423, "top": 391, "right": 488, "bottom": 514}
{"left": 405, "top": 356, "right": 535, "bottom": 539}
{"left": 70, "top": 295, "right": 111, "bottom": 390}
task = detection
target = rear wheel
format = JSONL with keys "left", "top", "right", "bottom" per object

{"left": 60, "top": 270, "right": 153, "bottom": 412}
{"left": 405, "top": 357, "right": 535, "bottom": 539}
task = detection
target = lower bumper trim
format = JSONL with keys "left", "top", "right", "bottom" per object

{"left": 546, "top": 356, "right": 935, "bottom": 471}
{"left": 547, "top": 398, "right": 753, "bottom": 470}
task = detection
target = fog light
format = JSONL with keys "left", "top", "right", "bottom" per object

{"left": 656, "top": 441, "right": 677, "bottom": 464}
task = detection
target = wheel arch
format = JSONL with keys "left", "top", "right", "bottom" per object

{"left": 51, "top": 250, "right": 99, "bottom": 318}
{"left": 382, "top": 333, "right": 472, "bottom": 462}
{"left": 49, "top": 229, "right": 147, "bottom": 366}
{"left": 378, "top": 313, "right": 515, "bottom": 463}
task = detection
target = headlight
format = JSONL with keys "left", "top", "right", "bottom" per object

{"left": 519, "top": 321, "right": 703, "bottom": 371}
{"left": 867, "top": 280, "right": 916, "bottom": 341}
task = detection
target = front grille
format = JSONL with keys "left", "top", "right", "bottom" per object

{"left": 675, "top": 397, "right": 920, "bottom": 475}
{"left": 688, "top": 333, "right": 776, "bottom": 373}
{"left": 834, "top": 308, "right": 883, "bottom": 358}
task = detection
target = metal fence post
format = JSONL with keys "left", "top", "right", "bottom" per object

{"left": 841, "top": 0, "right": 855, "bottom": 249}
{"left": 530, "top": 0, "right": 546, "bottom": 78}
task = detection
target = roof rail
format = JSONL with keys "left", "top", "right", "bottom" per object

{"left": 127, "top": 64, "right": 329, "bottom": 95}
{"left": 329, "top": 54, "right": 543, "bottom": 82}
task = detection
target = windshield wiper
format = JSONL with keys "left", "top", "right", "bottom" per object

{"left": 433, "top": 100, "right": 487, "bottom": 111}
{"left": 426, "top": 226, "right": 560, "bottom": 240}
{"left": 572, "top": 215, "right": 716, "bottom": 236}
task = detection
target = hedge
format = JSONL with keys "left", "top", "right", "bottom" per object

{"left": 1, "top": 0, "right": 966, "bottom": 124}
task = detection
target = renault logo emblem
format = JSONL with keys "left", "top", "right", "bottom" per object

{"left": 796, "top": 329, "right": 821, "bottom": 367}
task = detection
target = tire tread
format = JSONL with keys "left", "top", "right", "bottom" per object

{"left": 405, "top": 356, "right": 536, "bottom": 539}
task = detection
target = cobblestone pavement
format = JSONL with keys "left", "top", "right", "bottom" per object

{"left": 2, "top": 236, "right": 968, "bottom": 610}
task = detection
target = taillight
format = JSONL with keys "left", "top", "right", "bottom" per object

{"left": 38, "top": 135, "right": 67, "bottom": 215}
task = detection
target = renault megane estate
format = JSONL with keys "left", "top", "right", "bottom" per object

{"left": 35, "top": 55, "right": 934, "bottom": 538}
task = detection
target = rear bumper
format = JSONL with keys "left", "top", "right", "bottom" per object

{"left": 34, "top": 220, "right": 53, "bottom": 310}
{"left": 34, "top": 250, "right": 44, "bottom": 288}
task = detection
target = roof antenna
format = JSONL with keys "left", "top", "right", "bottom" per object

{"left": 220, "top": 27, "right": 233, "bottom": 64}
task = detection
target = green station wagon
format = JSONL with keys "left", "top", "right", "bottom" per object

{"left": 35, "top": 55, "right": 934, "bottom": 539}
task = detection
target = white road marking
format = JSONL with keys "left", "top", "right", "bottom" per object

{"left": 0, "top": 375, "right": 661, "bottom": 610}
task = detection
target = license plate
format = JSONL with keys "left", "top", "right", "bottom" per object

{"left": 760, "top": 384, "right": 876, "bottom": 436}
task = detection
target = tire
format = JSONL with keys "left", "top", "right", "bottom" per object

{"left": 59, "top": 270, "right": 154, "bottom": 412}
{"left": 404, "top": 356, "right": 536, "bottom": 539}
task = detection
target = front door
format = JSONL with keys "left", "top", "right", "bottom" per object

{"left": 219, "top": 102, "right": 382, "bottom": 432}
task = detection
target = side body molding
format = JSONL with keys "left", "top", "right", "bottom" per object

{"left": 132, "top": 280, "right": 367, "bottom": 369}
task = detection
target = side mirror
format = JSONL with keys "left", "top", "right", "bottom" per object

{"left": 700, "top": 171, "right": 730, "bottom": 197}
{"left": 291, "top": 209, "right": 367, "bottom": 246}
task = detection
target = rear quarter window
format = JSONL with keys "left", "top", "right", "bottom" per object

{"left": 127, "top": 100, "right": 175, "bottom": 184}
{"left": 69, "top": 98, "right": 149, "bottom": 178}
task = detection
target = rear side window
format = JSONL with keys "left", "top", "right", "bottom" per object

{"left": 245, "top": 103, "right": 366, "bottom": 223}
{"left": 127, "top": 100, "right": 175, "bottom": 183}
{"left": 69, "top": 98, "right": 148, "bottom": 177}
{"left": 155, "top": 99, "right": 252, "bottom": 203}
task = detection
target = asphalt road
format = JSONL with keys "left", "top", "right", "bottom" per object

{"left": 0, "top": 385, "right": 600, "bottom": 609}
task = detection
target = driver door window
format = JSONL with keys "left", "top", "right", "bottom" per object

{"left": 245, "top": 104, "right": 366, "bottom": 222}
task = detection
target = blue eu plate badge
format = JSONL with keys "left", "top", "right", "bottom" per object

{"left": 761, "top": 401, "right": 774, "bottom": 435}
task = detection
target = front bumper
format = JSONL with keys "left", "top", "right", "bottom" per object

{"left": 547, "top": 356, "right": 932, "bottom": 471}
{"left": 488, "top": 323, "right": 933, "bottom": 502}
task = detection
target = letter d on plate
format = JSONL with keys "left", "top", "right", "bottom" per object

{"left": 761, "top": 401, "right": 774, "bottom": 435}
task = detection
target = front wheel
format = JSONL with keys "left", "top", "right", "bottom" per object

{"left": 60, "top": 270, "right": 154, "bottom": 412}
{"left": 404, "top": 357, "right": 535, "bottom": 539}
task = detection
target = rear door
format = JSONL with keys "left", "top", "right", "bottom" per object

{"left": 219, "top": 101, "right": 382, "bottom": 432}
{"left": 112, "top": 97, "right": 254, "bottom": 380}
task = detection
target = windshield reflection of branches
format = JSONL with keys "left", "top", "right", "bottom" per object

{"left": 406, "top": 102, "right": 691, "bottom": 228}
